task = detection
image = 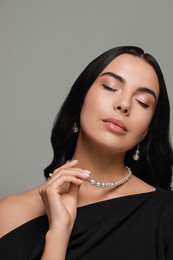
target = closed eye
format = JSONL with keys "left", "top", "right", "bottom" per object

{"left": 136, "top": 99, "right": 149, "bottom": 108}
{"left": 102, "top": 84, "right": 117, "bottom": 92}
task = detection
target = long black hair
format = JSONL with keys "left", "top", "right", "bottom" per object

{"left": 44, "top": 46, "right": 173, "bottom": 190}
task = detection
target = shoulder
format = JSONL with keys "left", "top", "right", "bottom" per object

{"left": 126, "top": 175, "right": 156, "bottom": 194}
{"left": 0, "top": 187, "right": 45, "bottom": 238}
{"left": 155, "top": 189, "right": 173, "bottom": 245}
{"left": 152, "top": 188, "right": 173, "bottom": 225}
{"left": 157, "top": 188, "right": 173, "bottom": 209}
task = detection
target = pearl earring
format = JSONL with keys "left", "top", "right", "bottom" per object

{"left": 72, "top": 123, "right": 79, "bottom": 133}
{"left": 133, "top": 143, "right": 140, "bottom": 161}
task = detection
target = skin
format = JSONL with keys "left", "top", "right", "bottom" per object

{"left": 0, "top": 54, "right": 160, "bottom": 259}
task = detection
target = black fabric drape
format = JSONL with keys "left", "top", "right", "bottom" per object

{"left": 1, "top": 189, "right": 173, "bottom": 260}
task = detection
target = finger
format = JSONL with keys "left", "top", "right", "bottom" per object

{"left": 46, "top": 160, "right": 79, "bottom": 180}
{"left": 47, "top": 168, "right": 91, "bottom": 185}
{"left": 51, "top": 175, "right": 83, "bottom": 192}
{"left": 39, "top": 176, "right": 82, "bottom": 216}
{"left": 44, "top": 168, "right": 89, "bottom": 195}
{"left": 53, "top": 160, "right": 78, "bottom": 174}
{"left": 41, "top": 168, "right": 83, "bottom": 189}
{"left": 40, "top": 175, "right": 83, "bottom": 195}
{"left": 68, "top": 182, "right": 81, "bottom": 200}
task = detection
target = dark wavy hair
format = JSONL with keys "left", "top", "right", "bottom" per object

{"left": 44, "top": 46, "right": 173, "bottom": 190}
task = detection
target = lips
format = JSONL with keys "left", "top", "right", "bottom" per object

{"left": 102, "top": 118, "right": 127, "bottom": 133}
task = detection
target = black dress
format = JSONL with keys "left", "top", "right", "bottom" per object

{"left": 1, "top": 189, "right": 173, "bottom": 260}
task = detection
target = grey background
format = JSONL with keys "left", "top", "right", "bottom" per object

{"left": 0, "top": 0, "right": 173, "bottom": 198}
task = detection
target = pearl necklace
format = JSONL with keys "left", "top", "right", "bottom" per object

{"left": 88, "top": 166, "right": 132, "bottom": 188}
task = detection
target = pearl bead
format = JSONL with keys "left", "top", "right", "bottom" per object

{"left": 87, "top": 167, "right": 132, "bottom": 188}
{"left": 133, "top": 154, "right": 139, "bottom": 160}
{"left": 96, "top": 182, "right": 101, "bottom": 187}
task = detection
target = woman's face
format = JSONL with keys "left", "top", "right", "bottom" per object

{"left": 79, "top": 54, "right": 159, "bottom": 153}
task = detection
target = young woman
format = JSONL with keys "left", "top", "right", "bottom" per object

{"left": 0, "top": 46, "right": 173, "bottom": 260}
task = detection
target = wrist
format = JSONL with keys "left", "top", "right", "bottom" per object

{"left": 41, "top": 229, "right": 70, "bottom": 260}
{"left": 46, "top": 225, "right": 72, "bottom": 242}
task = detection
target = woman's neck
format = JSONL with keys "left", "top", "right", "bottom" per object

{"left": 72, "top": 136, "right": 127, "bottom": 182}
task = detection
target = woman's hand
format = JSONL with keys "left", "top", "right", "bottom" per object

{"left": 39, "top": 160, "right": 90, "bottom": 232}
{"left": 40, "top": 160, "right": 91, "bottom": 259}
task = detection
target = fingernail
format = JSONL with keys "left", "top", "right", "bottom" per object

{"left": 83, "top": 170, "right": 91, "bottom": 176}
{"left": 68, "top": 159, "right": 78, "bottom": 164}
{"left": 78, "top": 179, "right": 83, "bottom": 183}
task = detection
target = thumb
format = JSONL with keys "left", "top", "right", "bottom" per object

{"left": 68, "top": 182, "right": 81, "bottom": 201}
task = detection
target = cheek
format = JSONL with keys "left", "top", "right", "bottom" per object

{"left": 80, "top": 94, "right": 94, "bottom": 119}
{"left": 80, "top": 90, "right": 109, "bottom": 134}
{"left": 80, "top": 93, "right": 94, "bottom": 128}
{"left": 80, "top": 88, "right": 104, "bottom": 119}
{"left": 132, "top": 111, "right": 154, "bottom": 138}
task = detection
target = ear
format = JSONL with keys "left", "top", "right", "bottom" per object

{"left": 140, "top": 130, "right": 148, "bottom": 141}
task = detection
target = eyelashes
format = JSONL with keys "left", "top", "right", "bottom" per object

{"left": 102, "top": 84, "right": 149, "bottom": 109}
{"left": 102, "top": 84, "right": 117, "bottom": 92}
{"left": 136, "top": 100, "right": 149, "bottom": 108}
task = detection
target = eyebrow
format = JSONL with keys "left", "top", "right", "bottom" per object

{"left": 137, "top": 87, "right": 157, "bottom": 100}
{"left": 100, "top": 72, "right": 126, "bottom": 84}
{"left": 100, "top": 72, "right": 157, "bottom": 100}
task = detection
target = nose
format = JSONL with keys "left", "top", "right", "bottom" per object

{"left": 116, "top": 105, "right": 128, "bottom": 114}
{"left": 113, "top": 98, "right": 130, "bottom": 115}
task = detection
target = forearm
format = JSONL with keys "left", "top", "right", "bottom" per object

{"left": 41, "top": 228, "right": 71, "bottom": 260}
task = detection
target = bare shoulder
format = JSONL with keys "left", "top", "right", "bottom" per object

{"left": 113, "top": 174, "right": 156, "bottom": 198}
{"left": 129, "top": 175, "right": 156, "bottom": 193}
{"left": 0, "top": 186, "right": 45, "bottom": 238}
